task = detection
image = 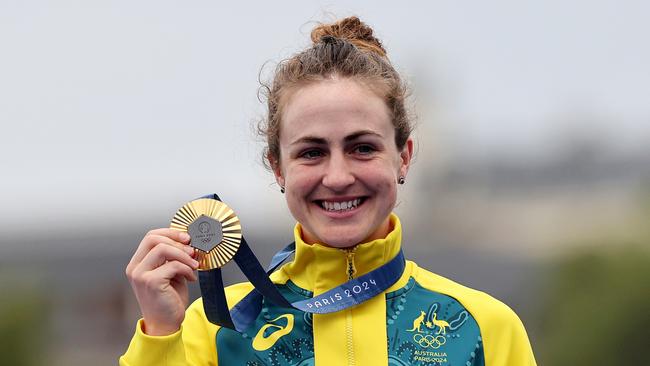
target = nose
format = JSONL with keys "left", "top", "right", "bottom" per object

{"left": 322, "top": 151, "right": 355, "bottom": 190}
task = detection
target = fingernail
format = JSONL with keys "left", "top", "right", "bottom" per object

{"left": 179, "top": 232, "right": 190, "bottom": 242}
{"left": 184, "top": 246, "right": 194, "bottom": 255}
{"left": 192, "top": 259, "right": 199, "bottom": 268}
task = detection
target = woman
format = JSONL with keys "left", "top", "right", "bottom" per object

{"left": 120, "top": 16, "right": 536, "bottom": 366}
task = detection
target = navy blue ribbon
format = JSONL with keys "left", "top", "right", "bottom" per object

{"left": 196, "top": 193, "right": 406, "bottom": 332}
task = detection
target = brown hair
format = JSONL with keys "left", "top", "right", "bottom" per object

{"left": 259, "top": 16, "right": 412, "bottom": 168}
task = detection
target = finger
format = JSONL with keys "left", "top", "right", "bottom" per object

{"left": 145, "top": 228, "right": 191, "bottom": 244}
{"left": 132, "top": 233, "right": 192, "bottom": 265}
{"left": 149, "top": 260, "right": 198, "bottom": 283}
{"left": 129, "top": 232, "right": 193, "bottom": 269}
{"left": 137, "top": 244, "right": 198, "bottom": 273}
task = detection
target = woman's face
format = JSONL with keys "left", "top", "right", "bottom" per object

{"left": 272, "top": 77, "right": 413, "bottom": 248}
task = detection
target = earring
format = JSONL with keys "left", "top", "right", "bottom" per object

{"left": 398, "top": 176, "right": 405, "bottom": 185}
{"left": 280, "top": 186, "right": 285, "bottom": 194}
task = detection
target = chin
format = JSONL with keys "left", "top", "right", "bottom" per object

{"left": 315, "top": 228, "right": 371, "bottom": 249}
{"left": 320, "top": 237, "right": 360, "bottom": 249}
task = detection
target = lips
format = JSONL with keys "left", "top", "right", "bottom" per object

{"left": 315, "top": 197, "right": 367, "bottom": 212}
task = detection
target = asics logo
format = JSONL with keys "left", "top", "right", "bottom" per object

{"left": 252, "top": 314, "right": 294, "bottom": 351}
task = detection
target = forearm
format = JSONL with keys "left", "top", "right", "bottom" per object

{"left": 119, "top": 319, "right": 191, "bottom": 366}
{"left": 120, "top": 300, "right": 219, "bottom": 366}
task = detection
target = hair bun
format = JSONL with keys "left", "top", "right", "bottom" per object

{"left": 311, "top": 16, "right": 387, "bottom": 57}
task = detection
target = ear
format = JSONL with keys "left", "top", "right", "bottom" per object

{"left": 269, "top": 153, "right": 285, "bottom": 188}
{"left": 398, "top": 138, "right": 414, "bottom": 178}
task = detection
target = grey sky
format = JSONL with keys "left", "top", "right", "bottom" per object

{"left": 1, "top": 0, "right": 648, "bottom": 240}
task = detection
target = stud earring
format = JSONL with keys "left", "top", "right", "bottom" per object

{"left": 280, "top": 186, "right": 285, "bottom": 194}
{"left": 398, "top": 176, "right": 405, "bottom": 185}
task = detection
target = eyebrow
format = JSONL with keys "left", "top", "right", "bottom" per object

{"left": 345, "top": 130, "right": 383, "bottom": 141}
{"left": 289, "top": 130, "right": 383, "bottom": 146}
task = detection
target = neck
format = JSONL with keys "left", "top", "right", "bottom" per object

{"left": 282, "top": 213, "right": 403, "bottom": 295}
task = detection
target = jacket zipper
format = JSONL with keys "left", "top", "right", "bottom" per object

{"left": 345, "top": 249, "right": 357, "bottom": 280}
{"left": 344, "top": 249, "right": 356, "bottom": 365}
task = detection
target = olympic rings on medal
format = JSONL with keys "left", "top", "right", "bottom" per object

{"left": 413, "top": 333, "right": 447, "bottom": 349}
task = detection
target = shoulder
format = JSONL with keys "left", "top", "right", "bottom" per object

{"left": 410, "top": 261, "right": 526, "bottom": 330}
{"left": 410, "top": 261, "right": 536, "bottom": 365}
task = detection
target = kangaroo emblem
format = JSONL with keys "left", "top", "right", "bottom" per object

{"left": 407, "top": 311, "right": 427, "bottom": 332}
{"left": 430, "top": 312, "right": 450, "bottom": 335}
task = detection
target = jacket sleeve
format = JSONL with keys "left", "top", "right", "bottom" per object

{"left": 477, "top": 297, "right": 537, "bottom": 366}
{"left": 119, "top": 282, "right": 256, "bottom": 366}
{"left": 119, "top": 299, "right": 220, "bottom": 366}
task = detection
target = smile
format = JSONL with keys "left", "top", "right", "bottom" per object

{"left": 317, "top": 198, "right": 366, "bottom": 212}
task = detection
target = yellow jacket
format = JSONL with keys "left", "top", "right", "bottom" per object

{"left": 120, "top": 214, "right": 536, "bottom": 365}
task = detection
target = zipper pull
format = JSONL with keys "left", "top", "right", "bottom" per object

{"left": 345, "top": 249, "right": 357, "bottom": 280}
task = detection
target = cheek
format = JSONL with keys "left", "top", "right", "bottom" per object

{"left": 363, "top": 157, "right": 399, "bottom": 182}
{"left": 285, "top": 165, "right": 320, "bottom": 189}
{"left": 357, "top": 162, "right": 398, "bottom": 195}
{"left": 284, "top": 165, "right": 322, "bottom": 208}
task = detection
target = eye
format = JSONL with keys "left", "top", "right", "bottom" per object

{"left": 300, "top": 149, "right": 324, "bottom": 159}
{"left": 353, "top": 144, "right": 376, "bottom": 155}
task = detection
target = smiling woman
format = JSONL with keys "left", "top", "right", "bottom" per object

{"left": 120, "top": 16, "right": 536, "bottom": 366}
{"left": 274, "top": 77, "right": 412, "bottom": 248}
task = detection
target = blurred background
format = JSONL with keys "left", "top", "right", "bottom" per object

{"left": 1, "top": 1, "right": 649, "bottom": 365}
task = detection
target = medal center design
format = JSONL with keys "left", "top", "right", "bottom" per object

{"left": 188, "top": 215, "right": 224, "bottom": 253}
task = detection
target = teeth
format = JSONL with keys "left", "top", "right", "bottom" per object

{"left": 321, "top": 198, "right": 362, "bottom": 212}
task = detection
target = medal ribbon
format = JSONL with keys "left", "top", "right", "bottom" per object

{"left": 196, "top": 194, "right": 406, "bottom": 332}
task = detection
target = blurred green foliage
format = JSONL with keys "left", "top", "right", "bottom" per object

{"left": 538, "top": 247, "right": 650, "bottom": 366}
{"left": 537, "top": 245, "right": 650, "bottom": 365}
{"left": 536, "top": 187, "right": 650, "bottom": 365}
{"left": 0, "top": 279, "right": 48, "bottom": 366}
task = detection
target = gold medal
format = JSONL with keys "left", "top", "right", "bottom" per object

{"left": 170, "top": 198, "right": 242, "bottom": 270}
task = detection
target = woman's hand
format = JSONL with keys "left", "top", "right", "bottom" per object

{"left": 125, "top": 228, "right": 199, "bottom": 336}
